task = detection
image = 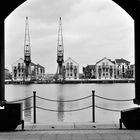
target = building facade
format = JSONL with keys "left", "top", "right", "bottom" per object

{"left": 12, "top": 58, "right": 45, "bottom": 81}
{"left": 5, "top": 68, "right": 12, "bottom": 80}
{"left": 83, "top": 65, "right": 96, "bottom": 79}
{"left": 95, "top": 57, "right": 115, "bottom": 79}
{"left": 115, "top": 58, "right": 130, "bottom": 79}
{"left": 82, "top": 57, "right": 134, "bottom": 80}
{"left": 63, "top": 57, "right": 79, "bottom": 80}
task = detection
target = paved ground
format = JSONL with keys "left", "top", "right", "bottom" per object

{"left": 0, "top": 122, "right": 140, "bottom": 140}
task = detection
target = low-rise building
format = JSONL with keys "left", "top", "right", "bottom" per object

{"left": 12, "top": 58, "right": 25, "bottom": 81}
{"left": 128, "top": 64, "right": 135, "bottom": 78}
{"left": 82, "top": 57, "right": 134, "bottom": 80}
{"left": 63, "top": 57, "right": 79, "bottom": 80}
{"left": 12, "top": 58, "right": 45, "bottom": 81}
{"left": 5, "top": 68, "right": 12, "bottom": 80}
{"left": 115, "top": 58, "right": 130, "bottom": 79}
{"left": 83, "top": 65, "right": 96, "bottom": 79}
{"left": 95, "top": 57, "right": 115, "bottom": 79}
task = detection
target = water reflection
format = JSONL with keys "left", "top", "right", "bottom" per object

{"left": 5, "top": 83, "right": 135, "bottom": 123}
{"left": 24, "top": 97, "right": 32, "bottom": 122}
{"left": 57, "top": 95, "right": 64, "bottom": 122}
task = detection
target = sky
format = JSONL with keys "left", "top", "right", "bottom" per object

{"left": 5, "top": 0, "right": 134, "bottom": 74}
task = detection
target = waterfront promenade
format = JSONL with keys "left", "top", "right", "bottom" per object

{"left": 0, "top": 122, "right": 140, "bottom": 140}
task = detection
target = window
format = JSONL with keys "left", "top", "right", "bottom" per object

{"left": 106, "top": 68, "right": 108, "bottom": 72}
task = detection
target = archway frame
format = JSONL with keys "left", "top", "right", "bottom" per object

{"left": 0, "top": 0, "right": 139, "bottom": 105}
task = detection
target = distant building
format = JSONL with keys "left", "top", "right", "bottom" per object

{"left": 63, "top": 57, "right": 79, "bottom": 80}
{"left": 79, "top": 73, "right": 85, "bottom": 79}
{"left": 115, "top": 58, "right": 130, "bottom": 78}
{"left": 5, "top": 68, "right": 12, "bottom": 80}
{"left": 12, "top": 58, "right": 25, "bottom": 81}
{"left": 95, "top": 57, "right": 115, "bottom": 79}
{"left": 45, "top": 74, "right": 55, "bottom": 82}
{"left": 128, "top": 64, "right": 135, "bottom": 78}
{"left": 12, "top": 58, "right": 45, "bottom": 81}
{"left": 82, "top": 57, "right": 134, "bottom": 80}
{"left": 83, "top": 65, "right": 96, "bottom": 79}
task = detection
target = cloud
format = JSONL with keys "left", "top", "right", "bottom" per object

{"left": 5, "top": 0, "right": 134, "bottom": 73}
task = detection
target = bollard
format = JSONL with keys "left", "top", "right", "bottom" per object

{"left": 92, "top": 90, "right": 95, "bottom": 122}
{"left": 33, "top": 91, "right": 36, "bottom": 124}
{"left": 21, "top": 120, "right": 24, "bottom": 130}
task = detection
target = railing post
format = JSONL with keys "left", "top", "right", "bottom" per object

{"left": 92, "top": 90, "right": 95, "bottom": 122}
{"left": 33, "top": 91, "right": 36, "bottom": 124}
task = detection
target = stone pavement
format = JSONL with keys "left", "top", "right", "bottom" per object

{"left": 0, "top": 122, "right": 140, "bottom": 140}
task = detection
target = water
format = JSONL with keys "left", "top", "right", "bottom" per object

{"left": 5, "top": 83, "right": 135, "bottom": 124}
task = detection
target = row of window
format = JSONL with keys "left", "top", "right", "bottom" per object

{"left": 14, "top": 67, "right": 44, "bottom": 73}
{"left": 66, "top": 73, "right": 77, "bottom": 76}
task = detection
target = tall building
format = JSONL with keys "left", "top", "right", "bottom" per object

{"left": 63, "top": 57, "right": 79, "bottom": 80}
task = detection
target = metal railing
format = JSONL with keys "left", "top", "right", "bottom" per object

{"left": 8, "top": 90, "right": 134, "bottom": 123}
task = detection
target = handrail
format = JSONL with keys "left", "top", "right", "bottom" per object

{"left": 95, "top": 94, "right": 133, "bottom": 102}
{"left": 8, "top": 90, "right": 134, "bottom": 124}
{"left": 95, "top": 105, "right": 122, "bottom": 112}
{"left": 36, "top": 105, "right": 92, "bottom": 112}
{"left": 36, "top": 95, "right": 92, "bottom": 102}
{"left": 22, "top": 106, "right": 33, "bottom": 111}
{"left": 8, "top": 96, "right": 33, "bottom": 103}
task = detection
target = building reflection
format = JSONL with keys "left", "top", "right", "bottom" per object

{"left": 24, "top": 97, "right": 32, "bottom": 122}
{"left": 57, "top": 95, "right": 64, "bottom": 122}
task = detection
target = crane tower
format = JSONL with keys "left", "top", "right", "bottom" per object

{"left": 24, "top": 16, "right": 31, "bottom": 80}
{"left": 56, "top": 17, "right": 64, "bottom": 81}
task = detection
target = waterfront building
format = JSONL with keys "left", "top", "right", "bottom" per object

{"left": 12, "top": 58, "right": 25, "bottom": 81}
{"left": 5, "top": 68, "right": 12, "bottom": 80}
{"left": 79, "top": 73, "right": 85, "bottom": 79}
{"left": 83, "top": 65, "right": 96, "bottom": 79}
{"left": 95, "top": 57, "right": 115, "bottom": 79}
{"left": 12, "top": 58, "right": 45, "bottom": 81}
{"left": 45, "top": 74, "right": 55, "bottom": 82}
{"left": 63, "top": 57, "right": 79, "bottom": 80}
{"left": 82, "top": 57, "right": 134, "bottom": 80}
{"left": 115, "top": 58, "right": 130, "bottom": 78}
{"left": 35, "top": 64, "right": 45, "bottom": 81}
{"left": 128, "top": 64, "right": 135, "bottom": 78}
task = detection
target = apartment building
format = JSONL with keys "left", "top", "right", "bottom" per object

{"left": 63, "top": 57, "right": 79, "bottom": 80}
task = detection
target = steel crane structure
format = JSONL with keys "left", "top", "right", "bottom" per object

{"left": 24, "top": 16, "right": 31, "bottom": 81}
{"left": 56, "top": 17, "right": 64, "bottom": 81}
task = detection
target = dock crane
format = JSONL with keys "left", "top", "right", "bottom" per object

{"left": 24, "top": 16, "right": 31, "bottom": 81}
{"left": 55, "top": 17, "right": 65, "bottom": 82}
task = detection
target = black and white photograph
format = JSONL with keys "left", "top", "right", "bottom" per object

{"left": 0, "top": 0, "right": 140, "bottom": 139}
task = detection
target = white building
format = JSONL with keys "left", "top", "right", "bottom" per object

{"left": 95, "top": 57, "right": 115, "bottom": 79}
{"left": 63, "top": 57, "right": 79, "bottom": 80}
{"left": 12, "top": 58, "right": 45, "bottom": 81}
{"left": 12, "top": 58, "right": 26, "bottom": 81}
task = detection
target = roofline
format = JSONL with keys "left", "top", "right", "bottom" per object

{"left": 96, "top": 57, "right": 114, "bottom": 65}
{"left": 64, "top": 57, "right": 79, "bottom": 65}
